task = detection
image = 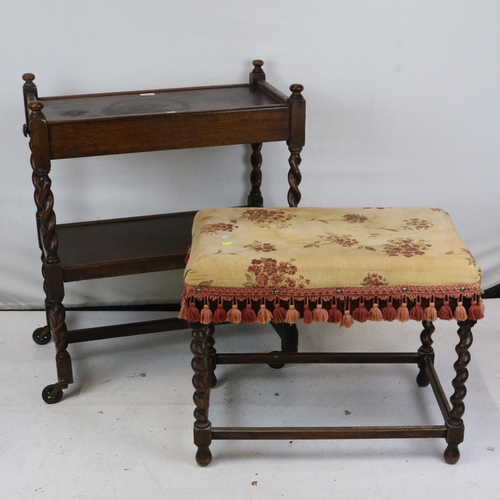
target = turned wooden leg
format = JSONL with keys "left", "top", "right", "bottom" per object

{"left": 32, "top": 267, "right": 54, "bottom": 345}
{"left": 444, "top": 319, "right": 475, "bottom": 464}
{"left": 32, "top": 270, "right": 53, "bottom": 345}
{"left": 44, "top": 297, "right": 52, "bottom": 330}
{"left": 32, "top": 173, "right": 52, "bottom": 344}
{"left": 248, "top": 143, "right": 263, "bottom": 207}
{"left": 286, "top": 83, "right": 305, "bottom": 208}
{"left": 287, "top": 146, "right": 302, "bottom": 208}
{"left": 29, "top": 101, "right": 70, "bottom": 402}
{"left": 50, "top": 301, "right": 73, "bottom": 389}
{"left": 190, "top": 322, "right": 214, "bottom": 466}
{"left": 416, "top": 320, "right": 435, "bottom": 387}
{"left": 268, "top": 322, "right": 299, "bottom": 369}
{"left": 42, "top": 267, "right": 53, "bottom": 331}
{"left": 41, "top": 300, "right": 72, "bottom": 404}
{"left": 205, "top": 323, "right": 217, "bottom": 388}
{"left": 271, "top": 321, "right": 299, "bottom": 353}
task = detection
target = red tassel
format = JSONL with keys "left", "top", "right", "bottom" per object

{"left": 382, "top": 301, "right": 397, "bottom": 322}
{"left": 352, "top": 302, "right": 369, "bottom": 323}
{"left": 257, "top": 304, "right": 273, "bottom": 324}
{"left": 213, "top": 302, "right": 227, "bottom": 324}
{"left": 454, "top": 301, "right": 467, "bottom": 321}
{"left": 424, "top": 302, "right": 438, "bottom": 322}
{"left": 178, "top": 300, "right": 188, "bottom": 320}
{"left": 285, "top": 305, "right": 300, "bottom": 325}
{"left": 369, "top": 302, "right": 383, "bottom": 322}
{"left": 468, "top": 300, "right": 484, "bottom": 320}
{"left": 397, "top": 302, "right": 410, "bottom": 322}
{"left": 273, "top": 301, "right": 286, "bottom": 323}
{"left": 242, "top": 303, "right": 257, "bottom": 323}
{"left": 438, "top": 300, "right": 453, "bottom": 320}
{"left": 328, "top": 303, "right": 343, "bottom": 324}
{"left": 187, "top": 301, "right": 201, "bottom": 323}
{"left": 200, "top": 304, "right": 213, "bottom": 324}
{"left": 227, "top": 304, "right": 242, "bottom": 324}
{"left": 313, "top": 303, "right": 329, "bottom": 323}
{"left": 184, "top": 246, "right": 191, "bottom": 264}
{"left": 303, "top": 301, "right": 313, "bottom": 324}
{"left": 341, "top": 310, "right": 354, "bottom": 328}
{"left": 409, "top": 301, "right": 425, "bottom": 321}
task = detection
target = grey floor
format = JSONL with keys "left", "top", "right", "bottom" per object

{"left": 1, "top": 301, "right": 499, "bottom": 499}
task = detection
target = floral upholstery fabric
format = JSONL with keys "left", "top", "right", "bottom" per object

{"left": 180, "top": 207, "right": 483, "bottom": 326}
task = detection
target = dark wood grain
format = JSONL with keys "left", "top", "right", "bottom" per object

{"left": 212, "top": 426, "right": 448, "bottom": 440}
{"left": 47, "top": 108, "right": 290, "bottom": 158}
{"left": 56, "top": 211, "right": 195, "bottom": 281}
{"left": 189, "top": 318, "right": 476, "bottom": 465}
{"left": 190, "top": 322, "right": 214, "bottom": 466}
{"left": 416, "top": 320, "right": 435, "bottom": 387}
{"left": 22, "top": 61, "right": 305, "bottom": 403}
{"left": 41, "top": 85, "right": 284, "bottom": 120}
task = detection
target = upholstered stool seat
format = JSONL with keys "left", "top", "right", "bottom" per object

{"left": 180, "top": 207, "right": 483, "bottom": 466}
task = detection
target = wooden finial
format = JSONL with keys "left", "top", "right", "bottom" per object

{"left": 22, "top": 73, "right": 35, "bottom": 83}
{"left": 289, "top": 83, "right": 304, "bottom": 99}
{"left": 28, "top": 101, "right": 44, "bottom": 113}
{"left": 249, "top": 60, "right": 266, "bottom": 86}
{"left": 22, "top": 74, "right": 38, "bottom": 136}
{"left": 28, "top": 100, "right": 45, "bottom": 121}
{"left": 252, "top": 59, "right": 264, "bottom": 73}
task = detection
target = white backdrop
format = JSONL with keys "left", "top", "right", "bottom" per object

{"left": 2, "top": 0, "right": 499, "bottom": 309}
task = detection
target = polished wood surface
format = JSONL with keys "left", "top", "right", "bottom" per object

{"left": 22, "top": 60, "right": 306, "bottom": 403}
{"left": 56, "top": 211, "right": 195, "bottom": 281}
{"left": 41, "top": 84, "right": 286, "bottom": 120}
{"left": 38, "top": 83, "right": 291, "bottom": 158}
{"left": 47, "top": 107, "right": 290, "bottom": 158}
{"left": 189, "top": 319, "right": 476, "bottom": 466}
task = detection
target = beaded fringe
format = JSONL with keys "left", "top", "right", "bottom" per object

{"left": 179, "top": 294, "right": 484, "bottom": 327}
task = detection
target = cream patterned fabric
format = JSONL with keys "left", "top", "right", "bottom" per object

{"left": 181, "top": 207, "right": 483, "bottom": 326}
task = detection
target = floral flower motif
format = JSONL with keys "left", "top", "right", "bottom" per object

{"left": 461, "top": 247, "right": 479, "bottom": 268}
{"left": 244, "top": 257, "right": 310, "bottom": 288}
{"left": 321, "top": 233, "right": 359, "bottom": 247}
{"left": 342, "top": 213, "right": 368, "bottom": 224}
{"left": 242, "top": 209, "right": 296, "bottom": 228}
{"left": 304, "top": 233, "right": 359, "bottom": 248}
{"left": 402, "top": 219, "right": 433, "bottom": 231}
{"left": 383, "top": 238, "right": 431, "bottom": 258}
{"left": 244, "top": 240, "right": 277, "bottom": 253}
{"left": 200, "top": 222, "right": 238, "bottom": 234}
{"left": 361, "top": 273, "right": 390, "bottom": 287}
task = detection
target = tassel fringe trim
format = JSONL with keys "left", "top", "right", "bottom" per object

{"left": 179, "top": 294, "right": 484, "bottom": 327}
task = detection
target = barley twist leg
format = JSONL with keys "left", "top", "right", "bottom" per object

{"left": 248, "top": 143, "right": 263, "bottom": 207}
{"left": 287, "top": 147, "right": 302, "bottom": 207}
{"left": 190, "top": 322, "right": 214, "bottom": 466}
{"left": 444, "top": 319, "right": 475, "bottom": 464}
{"left": 416, "top": 320, "right": 435, "bottom": 387}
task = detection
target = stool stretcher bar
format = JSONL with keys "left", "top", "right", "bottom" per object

{"left": 211, "top": 426, "right": 448, "bottom": 440}
{"left": 189, "top": 319, "right": 475, "bottom": 466}
{"left": 216, "top": 352, "right": 420, "bottom": 365}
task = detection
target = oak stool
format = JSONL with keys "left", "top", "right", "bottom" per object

{"left": 180, "top": 207, "right": 484, "bottom": 466}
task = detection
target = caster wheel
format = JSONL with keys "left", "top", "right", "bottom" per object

{"left": 32, "top": 326, "right": 52, "bottom": 345}
{"left": 268, "top": 350, "right": 285, "bottom": 369}
{"left": 42, "top": 384, "right": 63, "bottom": 404}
